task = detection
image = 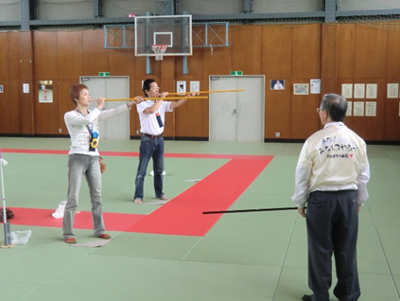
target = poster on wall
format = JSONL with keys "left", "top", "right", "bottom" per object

{"left": 271, "top": 80, "right": 285, "bottom": 90}
{"left": 310, "top": 79, "right": 321, "bottom": 94}
{"left": 366, "top": 83, "right": 377, "bottom": 99}
{"left": 38, "top": 80, "right": 53, "bottom": 103}
{"left": 346, "top": 101, "right": 352, "bottom": 116}
{"left": 353, "top": 102, "right": 364, "bottom": 116}
{"left": 341, "top": 83, "right": 353, "bottom": 99}
{"left": 190, "top": 81, "right": 200, "bottom": 92}
{"left": 23, "top": 83, "right": 29, "bottom": 93}
{"left": 293, "top": 83, "right": 309, "bottom": 95}
{"left": 387, "top": 83, "right": 399, "bottom": 99}
{"left": 354, "top": 84, "right": 365, "bottom": 99}
{"left": 0, "top": 85, "right": 3, "bottom": 93}
{"left": 177, "top": 81, "right": 186, "bottom": 94}
{"left": 365, "top": 101, "right": 377, "bottom": 117}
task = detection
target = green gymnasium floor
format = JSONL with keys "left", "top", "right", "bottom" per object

{"left": 0, "top": 137, "right": 399, "bottom": 301}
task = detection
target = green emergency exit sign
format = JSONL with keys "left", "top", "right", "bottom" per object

{"left": 230, "top": 71, "right": 243, "bottom": 76}
{"left": 99, "top": 72, "right": 110, "bottom": 76}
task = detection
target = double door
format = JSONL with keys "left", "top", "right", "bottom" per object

{"left": 209, "top": 76, "right": 265, "bottom": 142}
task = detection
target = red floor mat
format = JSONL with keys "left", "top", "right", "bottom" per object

{"left": 7, "top": 207, "right": 146, "bottom": 231}
{"left": 127, "top": 157, "right": 273, "bottom": 236}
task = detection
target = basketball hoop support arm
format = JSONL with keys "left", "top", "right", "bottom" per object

{"left": 146, "top": 57, "right": 152, "bottom": 75}
{"left": 183, "top": 56, "right": 189, "bottom": 75}
{"left": 146, "top": 55, "right": 189, "bottom": 75}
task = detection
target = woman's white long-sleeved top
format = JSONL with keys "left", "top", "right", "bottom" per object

{"left": 64, "top": 104, "right": 130, "bottom": 155}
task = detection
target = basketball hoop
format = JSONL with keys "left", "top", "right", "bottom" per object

{"left": 152, "top": 44, "right": 168, "bottom": 61}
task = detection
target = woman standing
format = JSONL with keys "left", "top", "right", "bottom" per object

{"left": 63, "top": 84, "right": 142, "bottom": 244}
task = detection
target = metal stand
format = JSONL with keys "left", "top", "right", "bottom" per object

{"left": 0, "top": 153, "right": 11, "bottom": 247}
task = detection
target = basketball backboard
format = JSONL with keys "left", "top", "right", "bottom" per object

{"left": 135, "top": 15, "right": 192, "bottom": 57}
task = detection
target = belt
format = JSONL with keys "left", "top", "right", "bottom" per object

{"left": 142, "top": 133, "right": 163, "bottom": 139}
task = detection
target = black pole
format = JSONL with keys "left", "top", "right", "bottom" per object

{"left": 203, "top": 206, "right": 303, "bottom": 215}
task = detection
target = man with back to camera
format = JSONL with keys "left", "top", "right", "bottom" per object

{"left": 292, "top": 94, "right": 370, "bottom": 301}
{"left": 133, "top": 79, "right": 197, "bottom": 204}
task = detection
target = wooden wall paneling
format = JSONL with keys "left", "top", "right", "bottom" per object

{"left": 354, "top": 25, "right": 387, "bottom": 79}
{"left": 175, "top": 47, "right": 203, "bottom": 79}
{"left": 33, "top": 31, "right": 59, "bottom": 135}
{"left": 173, "top": 51, "right": 206, "bottom": 138}
{"left": 202, "top": 28, "right": 232, "bottom": 76}
{"left": 57, "top": 31, "right": 83, "bottom": 80}
{"left": 386, "top": 30, "right": 400, "bottom": 79}
{"left": 346, "top": 78, "right": 386, "bottom": 141}
{"left": 174, "top": 97, "right": 205, "bottom": 138}
{"left": 134, "top": 57, "right": 152, "bottom": 80}
{"left": 109, "top": 49, "right": 136, "bottom": 77}
{"left": 336, "top": 24, "right": 355, "bottom": 79}
{"left": 0, "top": 33, "right": 8, "bottom": 80}
{"left": 264, "top": 83, "right": 292, "bottom": 139}
{"left": 157, "top": 66, "right": 174, "bottom": 137}
{"left": 231, "top": 25, "right": 262, "bottom": 75}
{"left": 262, "top": 26, "right": 292, "bottom": 78}
{"left": 0, "top": 80, "right": 10, "bottom": 133}
{"left": 384, "top": 99, "right": 400, "bottom": 141}
{"left": 321, "top": 79, "right": 336, "bottom": 95}
{"left": 0, "top": 33, "right": 11, "bottom": 133}
{"left": 160, "top": 56, "right": 175, "bottom": 79}
{"left": 321, "top": 23, "right": 338, "bottom": 80}
{"left": 34, "top": 78, "right": 59, "bottom": 135}
{"left": 290, "top": 91, "right": 321, "bottom": 139}
{"left": 19, "top": 32, "right": 35, "bottom": 135}
{"left": 292, "top": 24, "right": 321, "bottom": 79}
{"left": 7, "top": 32, "right": 20, "bottom": 81}
{"left": 9, "top": 81, "right": 21, "bottom": 134}
{"left": 33, "top": 31, "right": 58, "bottom": 79}
{"left": 35, "top": 100, "right": 60, "bottom": 134}
{"left": 82, "top": 30, "right": 109, "bottom": 76}
{"left": 262, "top": 26, "right": 293, "bottom": 139}
{"left": 159, "top": 78, "right": 175, "bottom": 137}
{"left": 290, "top": 24, "right": 321, "bottom": 139}
{"left": 58, "top": 80, "right": 77, "bottom": 136}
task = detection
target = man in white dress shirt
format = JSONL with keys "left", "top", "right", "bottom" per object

{"left": 292, "top": 93, "right": 370, "bottom": 301}
{"left": 133, "top": 79, "right": 196, "bottom": 204}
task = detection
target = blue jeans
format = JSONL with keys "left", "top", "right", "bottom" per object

{"left": 134, "top": 135, "right": 165, "bottom": 200}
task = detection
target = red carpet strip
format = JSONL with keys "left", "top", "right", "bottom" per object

{"left": 8, "top": 207, "right": 146, "bottom": 231}
{"left": 127, "top": 157, "right": 273, "bottom": 236}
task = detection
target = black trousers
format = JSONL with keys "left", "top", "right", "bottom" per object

{"left": 306, "top": 190, "right": 360, "bottom": 301}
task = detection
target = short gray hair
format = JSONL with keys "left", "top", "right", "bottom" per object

{"left": 320, "top": 94, "right": 347, "bottom": 122}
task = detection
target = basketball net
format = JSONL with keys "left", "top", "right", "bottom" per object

{"left": 152, "top": 44, "right": 168, "bottom": 61}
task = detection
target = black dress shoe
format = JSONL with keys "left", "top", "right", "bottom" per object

{"left": 302, "top": 295, "right": 312, "bottom": 301}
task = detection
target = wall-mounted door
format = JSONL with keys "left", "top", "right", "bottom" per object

{"left": 80, "top": 76, "right": 130, "bottom": 140}
{"left": 209, "top": 75, "right": 265, "bottom": 142}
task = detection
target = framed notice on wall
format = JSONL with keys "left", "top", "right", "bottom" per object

{"left": 366, "top": 83, "right": 377, "bottom": 99}
{"left": 346, "top": 101, "right": 352, "bottom": 116}
{"left": 353, "top": 102, "right": 364, "bottom": 116}
{"left": 365, "top": 101, "right": 377, "bottom": 117}
{"left": 341, "top": 84, "right": 353, "bottom": 99}
{"left": 293, "top": 83, "right": 309, "bottom": 95}
{"left": 38, "top": 80, "right": 53, "bottom": 103}
{"left": 354, "top": 84, "right": 365, "bottom": 99}
{"left": 387, "top": 83, "right": 399, "bottom": 98}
